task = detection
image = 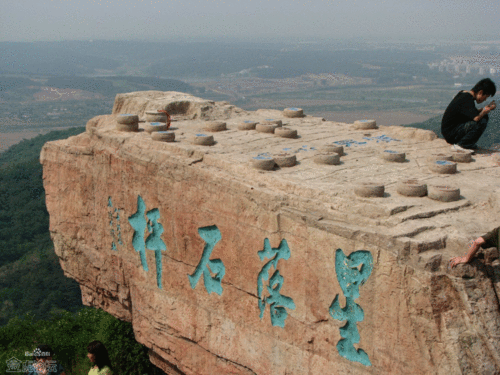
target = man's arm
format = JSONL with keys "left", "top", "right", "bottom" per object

{"left": 473, "top": 106, "right": 492, "bottom": 122}
{"left": 449, "top": 237, "right": 486, "bottom": 268}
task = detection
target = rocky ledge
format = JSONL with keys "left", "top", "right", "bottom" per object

{"left": 41, "top": 91, "right": 500, "bottom": 374}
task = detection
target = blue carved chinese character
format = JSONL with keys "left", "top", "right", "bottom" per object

{"left": 329, "top": 249, "right": 373, "bottom": 366}
{"left": 257, "top": 238, "right": 296, "bottom": 328}
{"left": 127, "top": 196, "right": 167, "bottom": 289}
{"left": 188, "top": 225, "right": 226, "bottom": 295}
{"left": 108, "top": 197, "right": 123, "bottom": 250}
{"left": 145, "top": 208, "right": 167, "bottom": 288}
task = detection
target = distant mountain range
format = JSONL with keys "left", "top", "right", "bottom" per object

{"left": 405, "top": 107, "right": 500, "bottom": 149}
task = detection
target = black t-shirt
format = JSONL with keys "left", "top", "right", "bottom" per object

{"left": 441, "top": 91, "right": 479, "bottom": 140}
{"left": 481, "top": 227, "right": 500, "bottom": 249}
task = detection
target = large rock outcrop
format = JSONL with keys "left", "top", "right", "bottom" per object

{"left": 41, "top": 91, "right": 500, "bottom": 374}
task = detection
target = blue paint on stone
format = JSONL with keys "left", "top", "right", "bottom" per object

{"left": 253, "top": 156, "right": 272, "bottom": 160}
{"left": 329, "top": 249, "right": 373, "bottom": 366}
{"left": 288, "top": 107, "right": 299, "bottom": 110}
{"left": 283, "top": 148, "right": 291, "bottom": 151}
{"left": 384, "top": 150, "right": 398, "bottom": 153}
{"left": 244, "top": 120, "right": 254, "bottom": 123}
{"left": 196, "top": 133, "right": 207, "bottom": 136}
{"left": 334, "top": 139, "right": 367, "bottom": 147}
{"left": 188, "top": 225, "right": 226, "bottom": 295}
{"left": 108, "top": 208, "right": 116, "bottom": 250}
{"left": 150, "top": 122, "right": 164, "bottom": 126}
{"left": 127, "top": 196, "right": 167, "bottom": 289}
{"left": 128, "top": 196, "right": 149, "bottom": 271}
{"left": 436, "top": 160, "right": 453, "bottom": 165}
{"left": 264, "top": 270, "right": 295, "bottom": 328}
{"left": 297, "top": 145, "right": 313, "bottom": 152}
{"left": 265, "top": 119, "right": 274, "bottom": 121}
{"left": 363, "top": 135, "right": 401, "bottom": 143}
{"left": 257, "top": 238, "right": 295, "bottom": 328}
{"left": 158, "top": 131, "right": 173, "bottom": 134}
{"left": 145, "top": 208, "right": 167, "bottom": 289}
{"left": 117, "top": 223, "right": 123, "bottom": 245}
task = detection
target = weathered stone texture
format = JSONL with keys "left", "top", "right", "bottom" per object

{"left": 41, "top": 92, "right": 500, "bottom": 374}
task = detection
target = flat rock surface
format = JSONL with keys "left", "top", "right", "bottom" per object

{"left": 108, "top": 92, "right": 500, "bottom": 257}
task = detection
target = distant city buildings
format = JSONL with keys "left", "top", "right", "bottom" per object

{"left": 428, "top": 52, "right": 500, "bottom": 78}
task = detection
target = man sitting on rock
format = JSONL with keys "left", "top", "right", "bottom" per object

{"left": 441, "top": 78, "right": 497, "bottom": 153}
{"left": 449, "top": 226, "right": 499, "bottom": 268}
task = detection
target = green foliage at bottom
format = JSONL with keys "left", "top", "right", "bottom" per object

{"left": 0, "top": 307, "right": 165, "bottom": 375}
{"left": 0, "top": 246, "right": 83, "bottom": 326}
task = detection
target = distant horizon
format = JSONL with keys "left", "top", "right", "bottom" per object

{"left": 1, "top": 36, "right": 500, "bottom": 44}
{"left": 2, "top": 0, "right": 500, "bottom": 43}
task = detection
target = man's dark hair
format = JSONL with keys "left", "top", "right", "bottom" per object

{"left": 472, "top": 78, "right": 496, "bottom": 96}
{"left": 87, "top": 340, "right": 113, "bottom": 370}
{"left": 34, "top": 344, "right": 53, "bottom": 360}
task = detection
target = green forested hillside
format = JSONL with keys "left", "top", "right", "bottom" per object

{"left": 0, "top": 128, "right": 84, "bottom": 267}
{"left": 405, "top": 107, "right": 500, "bottom": 149}
{"left": 0, "top": 128, "right": 85, "bottom": 325}
{"left": 0, "top": 129, "right": 166, "bottom": 373}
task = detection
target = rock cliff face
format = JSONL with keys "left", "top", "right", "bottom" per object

{"left": 41, "top": 91, "right": 500, "bottom": 374}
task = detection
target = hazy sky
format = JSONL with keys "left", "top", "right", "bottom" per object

{"left": 1, "top": 0, "right": 500, "bottom": 42}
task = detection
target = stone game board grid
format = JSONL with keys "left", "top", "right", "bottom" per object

{"left": 155, "top": 117, "right": 500, "bottom": 205}
{"left": 97, "top": 113, "right": 500, "bottom": 228}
